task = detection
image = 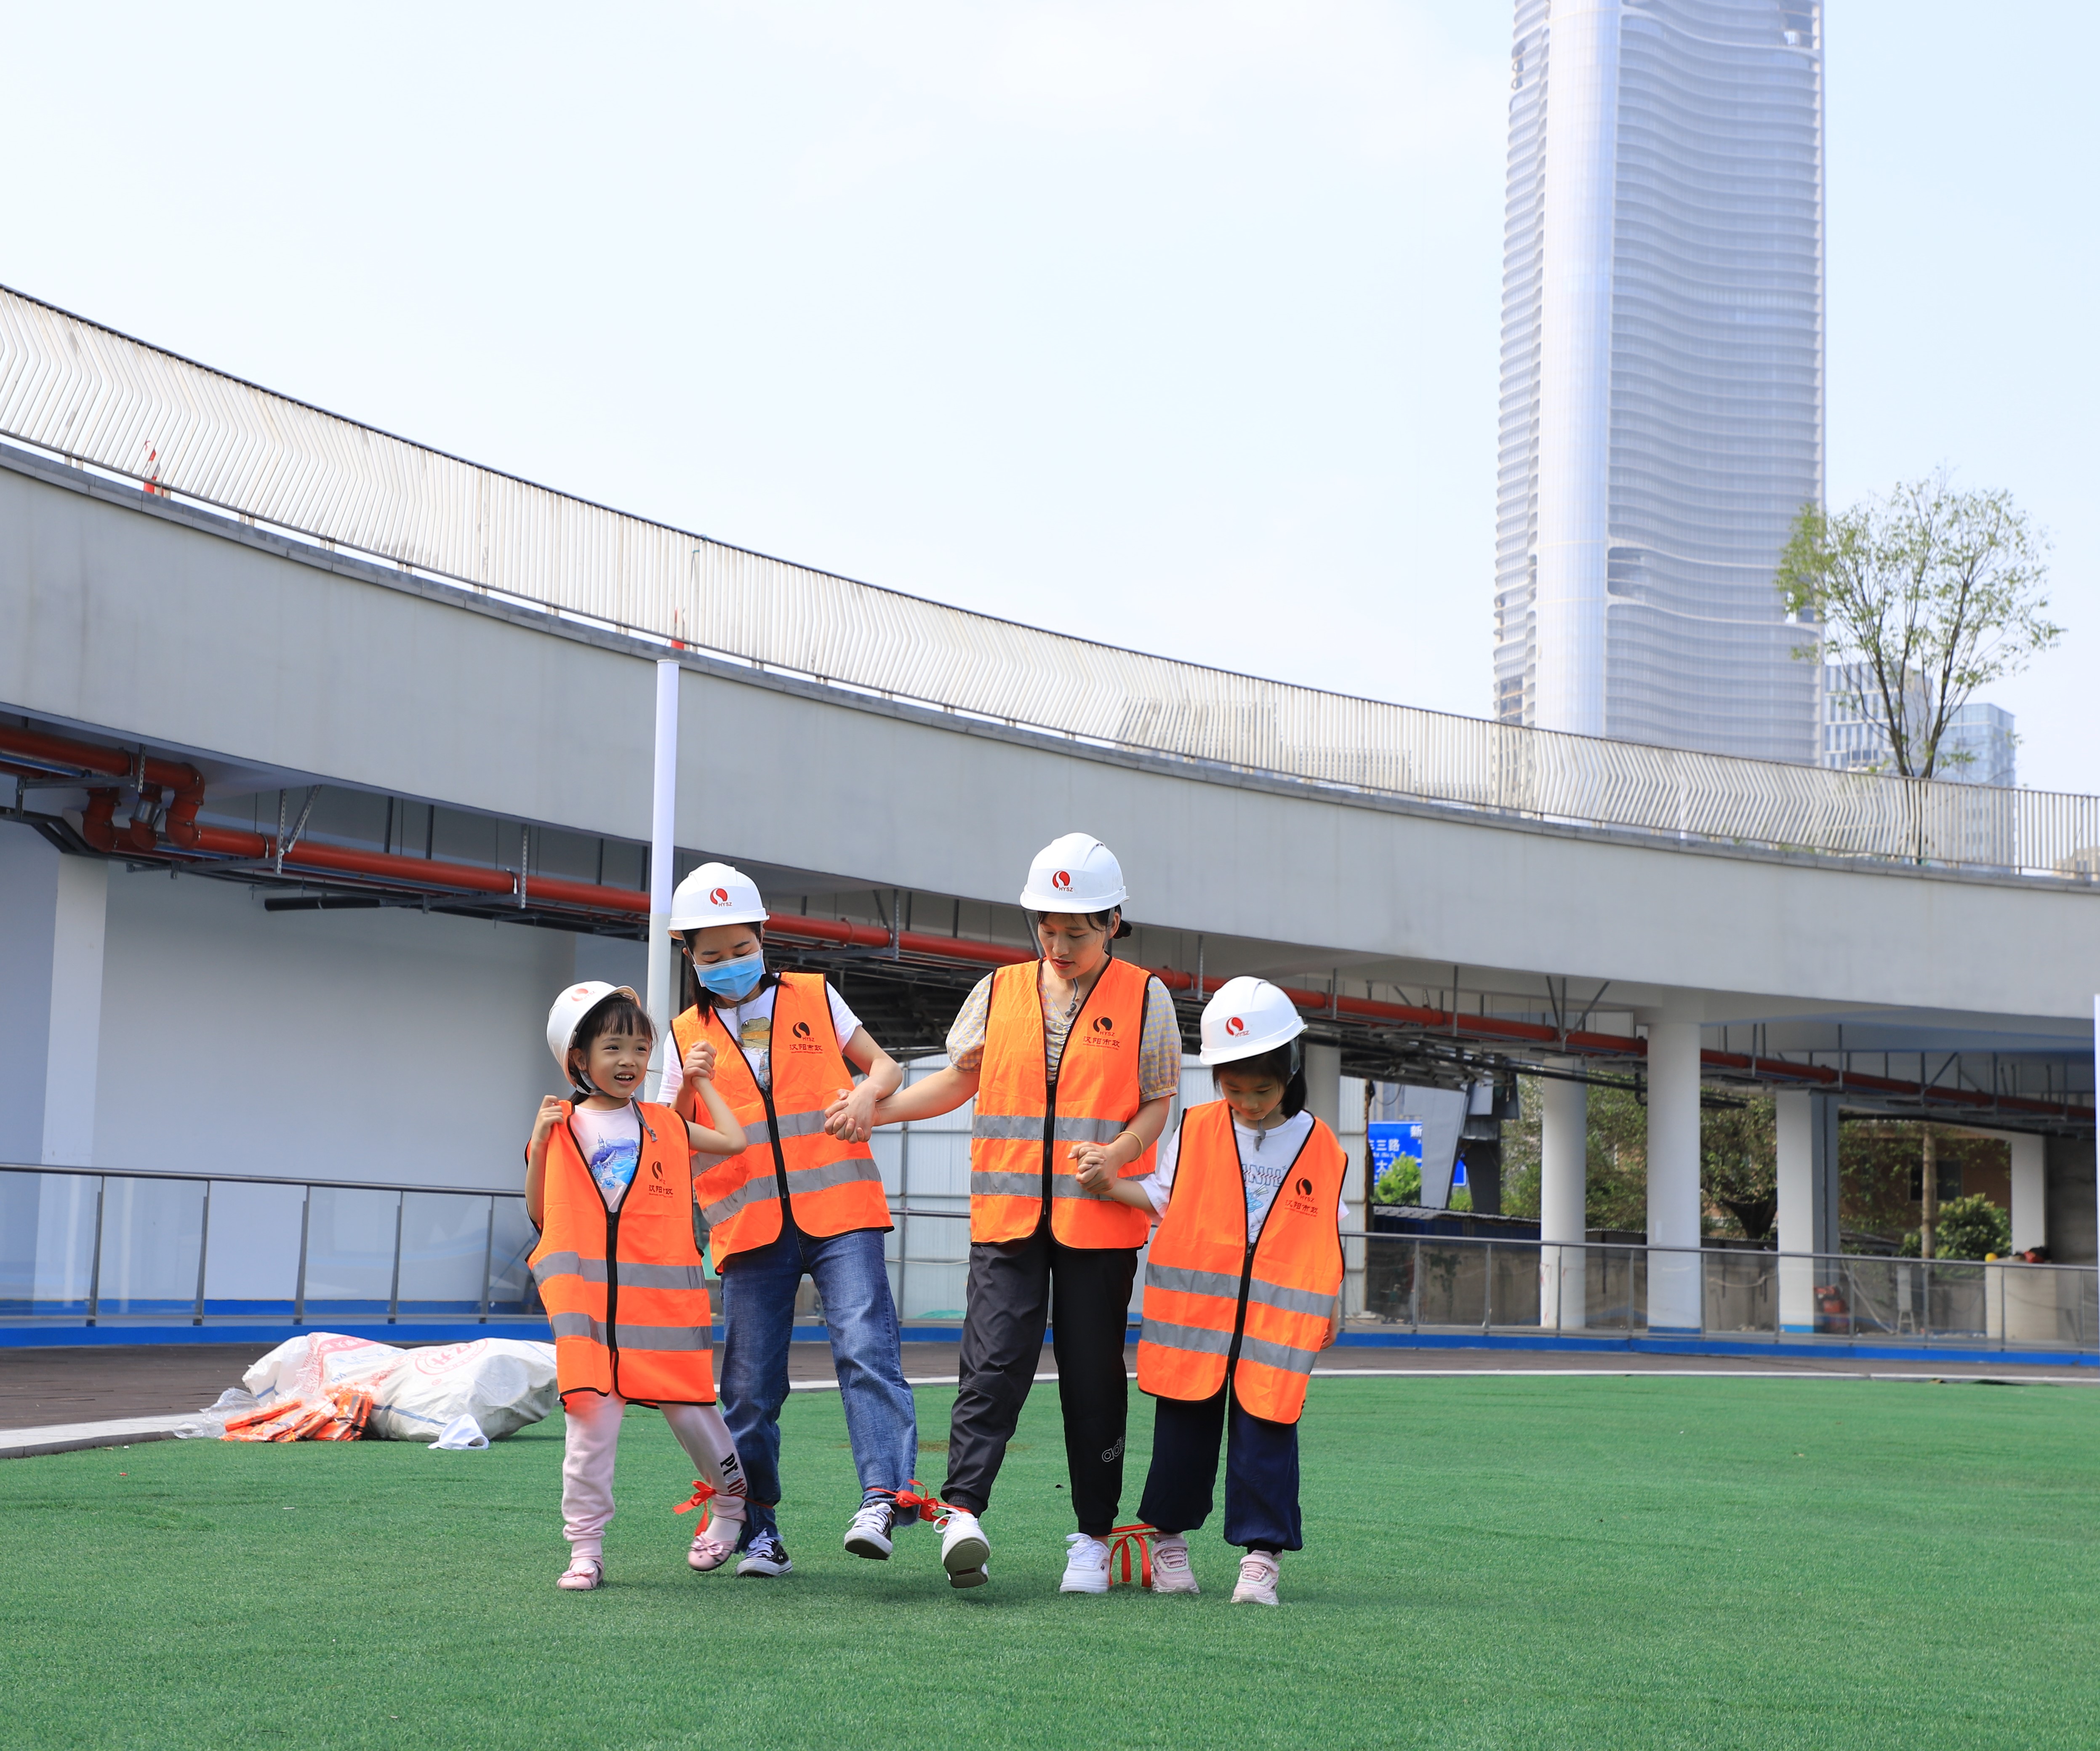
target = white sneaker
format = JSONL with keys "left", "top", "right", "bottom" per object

{"left": 1231, "top": 1550, "right": 1280, "bottom": 1606}
{"left": 843, "top": 1497, "right": 896, "bottom": 1560}
{"left": 1060, "top": 1532, "right": 1111, "bottom": 1594}
{"left": 939, "top": 1509, "right": 991, "bottom": 1588}
{"left": 1150, "top": 1533, "right": 1199, "bottom": 1595}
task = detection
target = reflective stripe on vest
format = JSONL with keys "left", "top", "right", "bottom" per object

{"left": 674, "top": 972, "right": 891, "bottom": 1269}
{"left": 967, "top": 956, "right": 1157, "bottom": 1248}
{"left": 525, "top": 1100, "right": 717, "bottom": 1406}
{"left": 1135, "top": 1101, "right": 1345, "bottom": 1423}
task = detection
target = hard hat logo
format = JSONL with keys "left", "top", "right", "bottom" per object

{"left": 709, "top": 887, "right": 729, "bottom": 906}
{"left": 1052, "top": 869, "right": 1072, "bottom": 891}
{"left": 1226, "top": 1016, "right": 1247, "bottom": 1036}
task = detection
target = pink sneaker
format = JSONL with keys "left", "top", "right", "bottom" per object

{"left": 1231, "top": 1551, "right": 1280, "bottom": 1606}
{"left": 1151, "top": 1534, "right": 1199, "bottom": 1595}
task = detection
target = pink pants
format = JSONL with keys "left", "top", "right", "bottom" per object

{"left": 561, "top": 1392, "right": 747, "bottom": 1562}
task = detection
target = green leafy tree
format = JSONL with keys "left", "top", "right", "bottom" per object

{"left": 1701, "top": 1095, "right": 1778, "bottom": 1240}
{"left": 1900, "top": 1194, "right": 2009, "bottom": 1261}
{"left": 1776, "top": 474, "right": 2060, "bottom": 780}
{"left": 1373, "top": 1156, "right": 1422, "bottom": 1206}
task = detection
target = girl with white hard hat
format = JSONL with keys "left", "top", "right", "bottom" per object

{"left": 525, "top": 981, "right": 751, "bottom": 1591}
{"left": 659, "top": 861, "right": 916, "bottom": 1579}
{"left": 864, "top": 832, "right": 1182, "bottom": 1594}
{"left": 1075, "top": 976, "right": 1349, "bottom": 1607}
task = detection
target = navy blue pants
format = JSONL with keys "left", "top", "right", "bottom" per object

{"left": 1136, "top": 1384, "right": 1302, "bottom": 1553}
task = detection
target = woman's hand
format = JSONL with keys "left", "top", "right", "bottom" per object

{"left": 824, "top": 1082, "right": 878, "bottom": 1142}
{"left": 530, "top": 1095, "right": 565, "bottom": 1148}
{"left": 1071, "top": 1142, "right": 1119, "bottom": 1197}
{"left": 682, "top": 1039, "right": 717, "bottom": 1085}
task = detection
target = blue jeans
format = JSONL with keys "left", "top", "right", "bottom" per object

{"left": 718, "top": 1218, "right": 917, "bottom": 1546}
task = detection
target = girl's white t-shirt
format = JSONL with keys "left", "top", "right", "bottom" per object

{"left": 1135, "top": 1109, "right": 1350, "bottom": 1238}
{"left": 658, "top": 981, "right": 861, "bottom": 1101}
{"left": 567, "top": 1103, "right": 642, "bottom": 1211}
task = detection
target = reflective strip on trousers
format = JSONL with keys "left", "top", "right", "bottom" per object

{"left": 701, "top": 1151, "right": 883, "bottom": 1227}
{"left": 970, "top": 1112, "right": 1129, "bottom": 1144}
{"left": 1139, "top": 1316, "right": 1319, "bottom": 1378}
{"left": 548, "top": 1311, "right": 715, "bottom": 1352}
{"left": 531, "top": 1253, "right": 709, "bottom": 1292}
{"left": 970, "top": 1169, "right": 1129, "bottom": 1199}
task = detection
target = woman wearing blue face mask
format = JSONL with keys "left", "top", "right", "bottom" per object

{"left": 663, "top": 862, "right": 914, "bottom": 1578}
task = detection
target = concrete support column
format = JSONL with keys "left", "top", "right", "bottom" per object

{"left": 1539, "top": 1062, "right": 1587, "bottom": 1331}
{"left": 1775, "top": 1090, "right": 1837, "bottom": 1331}
{"left": 1645, "top": 1021, "right": 1703, "bottom": 1333}
{"left": 1303, "top": 1042, "right": 1341, "bottom": 1137}
{"left": 2009, "top": 1133, "right": 2046, "bottom": 1254}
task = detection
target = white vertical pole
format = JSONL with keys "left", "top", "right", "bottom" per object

{"left": 644, "top": 658, "right": 680, "bottom": 1098}
{"left": 1645, "top": 1021, "right": 1703, "bottom": 1333}
{"left": 1775, "top": 1089, "right": 1815, "bottom": 1331}
{"left": 1539, "top": 1062, "right": 1587, "bottom": 1330}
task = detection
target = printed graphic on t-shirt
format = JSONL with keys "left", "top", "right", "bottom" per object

{"left": 738, "top": 1013, "right": 773, "bottom": 1090}
{"left": 587, "top": 1135, "right": 640, "bottom": 1205}
{"left": 1243, "top": 1146, "right": 1291, "bottom": 1231}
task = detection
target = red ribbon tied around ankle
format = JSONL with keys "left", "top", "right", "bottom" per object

{"left": 1106, "top": 1523, "right": 1156, "bottom": 1589}
{"left": 893, "top": 1479, "right": 950, "bottom": 1524}
{"left": 673, "top": 1480, "right": 717, "bottom": 1516}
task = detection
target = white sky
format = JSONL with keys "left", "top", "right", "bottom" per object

{"left": 2, "top": 2, "right": 2093, "bottom": 789}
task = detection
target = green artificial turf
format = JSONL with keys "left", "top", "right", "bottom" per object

{"left": 2, "top": 1374, "right": 2097, "bottom": 1749}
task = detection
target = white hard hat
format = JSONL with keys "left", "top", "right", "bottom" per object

{"left": 1199, "top": 977, "right": 1306, "bottom": 1066}
{"left": 546, "top": 981, "right": 641, "bottom": 1081}
{"left": 1018, "top": 832, "right": 1127, "bottom": 913}
{"left": 669, "top": 861, "right": 768, "bottom": 933}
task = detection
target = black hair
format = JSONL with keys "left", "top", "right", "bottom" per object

{"left": 570, "top": 992, "right": 655, "bottom": 1068}
{"left": 1212, "top": 1042, "right": 1308, "bottom": 1120}
{"left": 1025, "top": 908, "right": 1134, "bottom": 941}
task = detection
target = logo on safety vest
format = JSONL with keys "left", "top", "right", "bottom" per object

{"left": 709, "top": 887, "right": 729, "bottom": 906}
{"left": 1052, "top": 869, "right": 1072, "bottom": 891}
{"left": 1087, "top": 1012, "right": 1120, "bottom": 1048}
{"left": 1092, "top": 1015, "right": 1114, "bottom": 1032}
{"left": 1296, "top": 1176, "right": 1313, "bottom": 1197}
{"left": 1225, "top": 1016, "right": 1247, "bottom": 1037}
{"left": 647, "top": 1159, "right": 673, "bottom": 1196}
{"left": 1285, "top": 1173, "right": 1319, "bottom": 1217}
{"left": 792, "top": 1020, "right": 813, "bottom": 1039}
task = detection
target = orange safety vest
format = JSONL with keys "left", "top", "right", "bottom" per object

{"left": 671, "top": 972, "right": 890, "bottom": 1271}
{"left": 527, "top": 1100, "right": 716, "bottom": 1405}
{"left": 969, "top": 956, "right": 1157, "bottom": 1248}
{"left": 1136, "top": 1101, "right": 1345, "bottom": 1423}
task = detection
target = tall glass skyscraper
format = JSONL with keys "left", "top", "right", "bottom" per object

{"left": 1493, "top": 0, "right": 1824, "bottom": 762}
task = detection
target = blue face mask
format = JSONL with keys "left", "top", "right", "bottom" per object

{"left": 695, "top": 951, "right": 765, "bottom": 1002}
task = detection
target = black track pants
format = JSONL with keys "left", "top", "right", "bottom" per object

{"left": 941, "top": 1226, "right": 1138, "bottom": 1535}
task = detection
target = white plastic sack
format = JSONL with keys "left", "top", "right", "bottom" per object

{"left": 238, "top": 1333, "right": 557, "bottom": 1442}
{"left": 365, "top": 1338, "right": 558, "bottom": 1442}
{"left": 243, "top": 1333, "right": 404, "bottom": 1405}
{"left": 431, "top": 1414, "right": 490, "bottom": 1451}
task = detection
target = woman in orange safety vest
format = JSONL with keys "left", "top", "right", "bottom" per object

{"left": 525, "top": 981, "right": 751, "bottom": 1592}
{"left": 864, "top": 833, "right": 1181, "bottom": 1594}
{"left": 1078, "top": 976, "right": 1346, "bottom": 1607}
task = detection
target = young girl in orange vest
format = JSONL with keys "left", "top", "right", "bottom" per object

{"left": 865, "top": 833, "right": 1180, "bottom": 1594}
{"left": 526, "top": 981, "right": 751, "bottom": 1592}
{"left": 1076, "top": 977, "right": 1347, "bottom": 1606}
